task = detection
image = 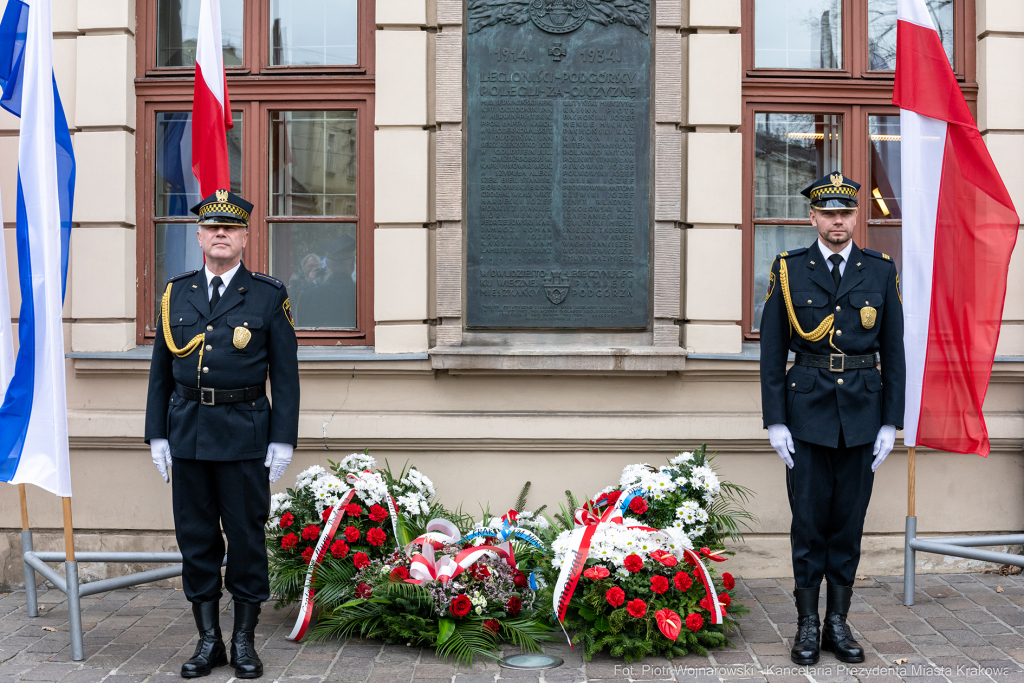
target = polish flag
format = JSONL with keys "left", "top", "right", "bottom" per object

{"left": 191, "top": 0, "right": 232, "bottom": 197}
{"left": 895, "top": 0, "right": 1019, "bottom": 456}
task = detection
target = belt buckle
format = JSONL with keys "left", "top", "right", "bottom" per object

{"left": 201, "top": 387, "right": 215, "bottom": 406}
{"left": 829, "top": 354, "right": 845, "bottom": 372}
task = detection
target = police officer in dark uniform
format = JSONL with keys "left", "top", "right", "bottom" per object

{"left": 144, "top": 190, "right": 300, "bottom": 679}
{"left": 760, "top": 174, "right": 905, "bottom": 666}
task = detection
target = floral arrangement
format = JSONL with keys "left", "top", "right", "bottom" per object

{"left": 267, "top": 452, "right": 438, "bottom": 611}
{"left": 534, "top": 445, "right": 754, "bottom": 662}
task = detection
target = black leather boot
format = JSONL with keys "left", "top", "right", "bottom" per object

{"left": 821, "top": 584, "right": 865, "bottom": 663}
{"left": 181, "top": 601, "right": 227, "bottom": 678}
{"left": 791, "top": 586, "right": 821, "bottom": 665}
{"left": 230, "top": 602, "right": 264, "bottom": 679}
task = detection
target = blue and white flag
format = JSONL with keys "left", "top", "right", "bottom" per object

{"left": 0, "top": 180, "right": 13, "bottom": 396}
{"left": 0, "top": 0, "right": 75, "bottom": 496}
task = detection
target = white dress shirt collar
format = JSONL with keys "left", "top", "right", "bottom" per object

{"left": 817, "top": 239, "right": 853, "bottom": 271}
{"left": 205, "top": 261, "right": 241, "bottom": 299}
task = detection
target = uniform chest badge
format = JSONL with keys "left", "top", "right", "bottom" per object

{"left": 860, "top": 306, "right": 877, "bottom": 329}
{"left": 233, "top": 326, "right": 252, "bottom": 349}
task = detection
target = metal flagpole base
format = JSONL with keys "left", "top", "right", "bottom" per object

{"left": 904, "top": 516, "right": 917, "bottom": 606}
{"left": 21, "top": 530, "right": 37, "bottom": 618}
{"left": 65, "top": 561, "right": 83, "bottom": 661}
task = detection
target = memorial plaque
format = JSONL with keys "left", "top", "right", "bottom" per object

{"left": 466, "top": 0, "right": 651, "bottom": 328}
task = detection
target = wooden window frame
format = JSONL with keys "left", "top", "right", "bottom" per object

{"left": 739, "top": 0, "right": 977, "bottom": 340}
{"left": 135, "top": 1, "right": 375, "bottom": 347}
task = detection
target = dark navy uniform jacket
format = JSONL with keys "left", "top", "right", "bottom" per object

{"left": 760, "top": 242, "right": 906, "bottom": 448}
{"left": 144, "top": 264, "right": 300, "bottom": 461}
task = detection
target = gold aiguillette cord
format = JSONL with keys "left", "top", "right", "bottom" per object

{"left": 160, "top": 282, "right": 206, "bottom": 387}
{"left": 779, "top": 258, "right": 844, "bottom": 354}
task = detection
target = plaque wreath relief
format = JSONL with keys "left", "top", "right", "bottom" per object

{"left": 466, "top": 0, "right": 651, "bottom": 328}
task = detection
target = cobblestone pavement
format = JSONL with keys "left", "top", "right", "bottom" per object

{"left": 1, "top": 573, "right": 1024, "bottom": 682}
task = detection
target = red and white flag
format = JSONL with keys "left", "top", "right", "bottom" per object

{"left": 191, "top": 0, "right": 232, "bottom": 196}
{"left": 895, "top": 0, "right": 1019, "bottom": 456}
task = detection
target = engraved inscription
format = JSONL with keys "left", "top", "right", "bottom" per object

{"left": 466, "top": 14, "right": 650, "bottom": 328}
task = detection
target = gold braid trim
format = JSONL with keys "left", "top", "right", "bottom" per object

{"left": 160, "top": 283, "right": 206, "bottom": 378}
{"left": 778, "top": 258, "right": 844, "bottom": 354}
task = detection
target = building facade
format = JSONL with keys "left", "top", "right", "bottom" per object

{"left": 0, "top": 0, "right": 1022, "bottom": 586}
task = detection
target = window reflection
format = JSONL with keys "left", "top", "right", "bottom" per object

{"left": 752, "top": 225, "right": 818, "bottom": 332}
{"left": 157, "top": 0, "right": 243, "bottom": 67}
{"left": 868, "top": 0, "right": 953, "bottom": 71}
{"left": 271, "top": 0, "right": 358, "bottom": 66}
{"left": 270, "top": 110, "right": 357, "bottom": 217}
{"left": 271, "top": 224, "right": 357, "bottom": 329}
{"left": 869, "top": 115, "right": 901, "bottom": 220}
{"left": 155, "top": 111, "right": 242, "bottom": 217}
{"left": 755, "top": 0, "right": 842, "bottom": 69}
{"left": 755, "top": 113, "right": 842, "bottom": 219}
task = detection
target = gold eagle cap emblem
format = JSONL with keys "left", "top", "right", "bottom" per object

{"left": 830, "top": 173, "right": 844, "bottom": 188}
{"left": 216, "top": 189, "right": 229, "bottom": 202}
{"left": 861, "top": 306, "right": 877, "bottom": 329}
{"left": 233, "top": 326, "right": 252, "bottom": 349}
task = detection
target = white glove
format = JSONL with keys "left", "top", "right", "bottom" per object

{"left": 265, "top": 442, "right": 294, "bottom": 483}
{"left": 767, "top": 424, "right": 795, "bottom": 469}
{"left": 872, "top": 425, "right": 897, "bottom": 472}
{"left": 150, "top": 438, "right": 172, "bottom": 483}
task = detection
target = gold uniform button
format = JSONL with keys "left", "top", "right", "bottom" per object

{"left": 810, "top": 260, "right": 816, "bottom": 265}
{"left": 807, "top": 299, "right": 813, "bottom": 305}
{"left": 791, "top": 383, "right": 796, "bottom": 387}
{"left": 838, "top": 378, "right": 844, "bottom": 385}
{"left": 836, "top": 330, "right": 842, "bottom": 336}
{"left": 202, "top": 367, "right": 209, "bottom": 374}
{"left": 205, "top": 345, "right": 212, "bottom": 351}
{"left": 835, "top": 306, "right": 841, "bottom": 312}
{"left": 178, "top": 317, "right": 182, "bottom": 322}
{"left": 865, "top": 300, "right": 870, "bottom": 305}
{"left": 243, "top": 322, "right": 249, "bottom": 327}
{"left": 206, "top": 325, "right": 213, "bottom": 332}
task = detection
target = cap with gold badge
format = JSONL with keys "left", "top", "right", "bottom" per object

{"left": 801, "top": 172, "right": 860, "bottom": 211}
{"left": 190, "top": 188, "right": 253, "bottom": 227}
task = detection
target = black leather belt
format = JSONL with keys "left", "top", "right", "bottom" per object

{"left": 175, "top": 382, "right": 266, "bottom": 406}
{"left": 794, "top": 352, "right": 877, "bottom": 373}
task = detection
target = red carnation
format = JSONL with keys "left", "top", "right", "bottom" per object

{"left": 329, "top": 539, "right": 349, "bottom": 559}
{"left": 353, "top": 552, "right": 370, "bottom": 569}
{"left": 627, "top": 598, "right": 647, "bottom": 618}
{"left": 623, "top": 554, "right": 644, "bottom": 573}
{"left": 450, "top": 594, "right": 472, "bottom": 618}
{"left": 629, "top": 497, "right": 648, "bottom": 515}
{"left": 281, "top": 533, "right": 298, "bottom": 550}
{"left": 366, "top": 527, "right": 387, "bottom": 547}
{"left": 718, "top": 592, "right": 731, "bottom": 607}
{"left": 506, "top": 595, "right": 522, "bottom": 617}
{"left": 369, "top": 504, "right": 388, "bottom": 522}
{"left": 321, "top": 507, "right": 334, "bottom": 523}
{"left": 604, "top": 490, "right": 622, "bottom": 505}
{"left": 512, "top": 570, "right": 528, "bottom": 588}
{"left": 686, "top": 613, "right": 703, "bottom": 631}
{"left": 673, "top": 571, "right": 693, "bottom": 591}
{"left": 583, "top": 566, "right": 610, "bottom": 580}
{"left": 301, "top": 524, "right": 321, "bottom": 541}
{"left": 346, "top": 504, "right": 363, "bottom": 517}
{"left": 301, "top": 547, "right": 315, "bottom": 564}
{"left": 722, "top": 572, "right": 735, "bottom": 590}
{"left": 344, "top": 526, "right": 361, "bottom": 543}
{"left": 390, "top": 566, "right": 410, "bottom": 581}
{"left": 279, "top": 512, "right": 294, "bottom": 529}
{"left": 650, "top": 575, "right": 669, "bottom": 594}
{"left": 483, "top": 619, "right": 500, "bottom": 635}
{"left": 355, "top": 582, "right": 373, "bottom": 598}
{"left": 605, "top": 587, "right": 625, "bottom": 607}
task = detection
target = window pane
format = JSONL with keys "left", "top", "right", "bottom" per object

{"left": 155, "top": 111, "right": 243, "bottom": 217}
{"left": 755, "top": 113, "right": 842, "bottom": 219}
{"left": 868, "top": 0, "right": 953, "bottom": 71}
{"left": 752, "top": 225, "right": 819, "bottom": 332}
{"left": 154, "top": 223, "right": 207, "bottom": 323}
{"left": 270, "top": 110, "right": 358, "bottom": 217}
{"left": 755, "top": 0, "right": 842, "bottom": 69}
{"left": 271, "top": 223, "right": 358, "bottom": 329}
{"left": 271, "top": 0, "right": 358, "bottom": 66}
{"left": 869, "top": 115, "right": 901, "bottom": 220}
{"left": 157, "top": 0, "right": 243, "bottom": 68}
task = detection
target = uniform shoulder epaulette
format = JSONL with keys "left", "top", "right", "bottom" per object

{"left": 166, "top": 270, "right": 198, "bottom": 284}
{"left": 862, "top": 248, "right": 894, "bottom": 263}
{"left": 251, "top": 271, "right": 284, "bottom": 288}
{"left": 778, "top": 247, "right": 808, "bottom": 259}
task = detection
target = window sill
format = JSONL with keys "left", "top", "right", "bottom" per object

{"left": 428, "top": 345, "right": 688, "bottom": 376}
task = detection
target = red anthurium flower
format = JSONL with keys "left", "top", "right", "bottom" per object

{"left": 655, "top": 609, "right": 682, "bottom": 641}
{"left": 719, "top": 592, "right": 731, "bottom": 607}
{"left": 583, "top": 566, "right": 610, "bottom": 580}
{"left": 605, "top": 587, "right": 625, "bottom": 607}
{"left": 626, "top": 598, "right": 647, "bottom": 618}
{"left": 279, "top": 512, "right": 294, "bottom": 528}
{"left": 700, "top": 546, "right": 727, "bottom": 562}
{"left": 722, "top": 572, "right": 736, "bottom": 590}
{"left": 502, "top": 509, "right": 519, "bottom": 523}
{"left": 650, "top": 575, "right": 669, "bottom": 594}
{"left": 686, "top": 613, "right": 703, "bottom": 631}
{"left": 629, "top": 497, "right": 648, "bottom": 514}
{"left": 650, "top": 550, "right": 679, "bottom": 568}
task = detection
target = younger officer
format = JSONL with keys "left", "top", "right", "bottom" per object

{"left": 144, "top": 190, "right": 300, "bottom": 679}
{"left": 759, "top": 174, "right": 905, "bottom": 666}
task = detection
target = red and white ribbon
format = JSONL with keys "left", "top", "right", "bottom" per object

{"left": 405, "top": 518, "right": 514, "bottom": 585}
{"left": 287, "top": 488, "right": 356, "bottom": 642}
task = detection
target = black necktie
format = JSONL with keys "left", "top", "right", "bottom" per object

{"left": 828, "top": 254, "right": 844, "bottom": 289}
{"left": 209, "top": 276, "right": 223, "bottom": 313}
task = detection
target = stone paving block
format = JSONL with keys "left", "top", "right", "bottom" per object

{"left": 19, "top": 661, "right": 78, "bottom": 680}
{"left": 59, "top": 667, "right": 115, "bottom": 683}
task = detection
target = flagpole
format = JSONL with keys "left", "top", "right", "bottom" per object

{"left": 904, "top": 446, "right": 917, "bottom": 606}
{"left": 18, "top": 484, "right": 36, "bottom": 616}
{"left": 907, "top": 446, "right": 916, "bottom": 517}
{"left": 62, "top": 497, "right": 83, "bottom": 660}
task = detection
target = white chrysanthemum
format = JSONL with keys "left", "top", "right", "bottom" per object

{"left": 533, "top": 516, "right": 550, "bottom": 530}
{"left": 619, "top": 463, "right": 652, "bottom": 489}
{"left": 339, "top": 452, "right": 376, "bottom": 474}
{"left": 401, "top": 468, "right": 436, "bottom": 496}
{"left": 269, "top": 492, "right": 291, "bottom": 517}
{"left": 670, "top": 451, "right": 694, "bottom": 466}
{"left": 690, "top": 465, "right": 721, "bottom": 501}
{"left": 295, "top": 465, "right": 326, "bottom": 489}
{"left": 349, "top": 470, "right": 388, "bottom": 505}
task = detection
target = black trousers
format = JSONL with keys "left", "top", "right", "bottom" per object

{"left": 171, "top": 457, "right": 271, "bottom": 604}
{"left": 787, "top": 433, "right": 874, "bottom": 589}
